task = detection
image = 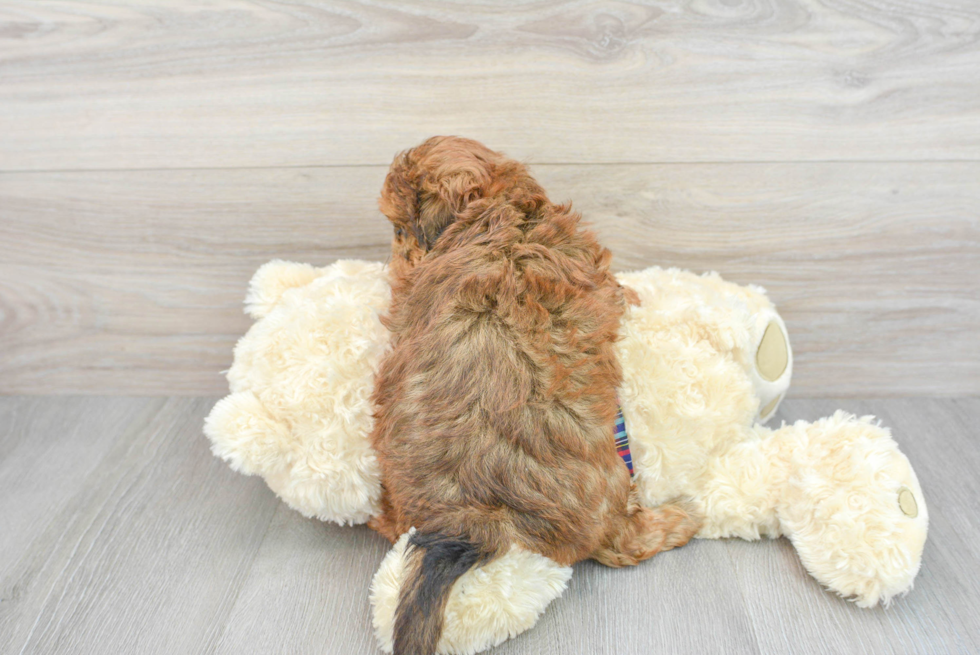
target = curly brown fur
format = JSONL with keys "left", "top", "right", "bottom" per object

{"left": 369, "top": 136, "right": 700, "bottom": 654}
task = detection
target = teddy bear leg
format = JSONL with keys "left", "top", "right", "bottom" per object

{"left": 697, "top": 425, "right": 786, "bottom": 541}
{"left": 371, "top": 532, "right": 573, "bottom": 654}
{"left": 772, "top": 413, "right": 928, "bottom": 607}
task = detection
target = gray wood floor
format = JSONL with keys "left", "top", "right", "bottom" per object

{"left": 1, "top": 396, "right": 977, "bottom": 654}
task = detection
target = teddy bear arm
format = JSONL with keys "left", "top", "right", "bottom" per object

{"left": 204, "top": 390, "right": 294, "bottom": 477}
{"left": 244, "top": 260, "right": 326, "bottom": 319}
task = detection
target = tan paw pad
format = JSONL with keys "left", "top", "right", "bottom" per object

{"left": 759, "top": 394, "right": 783, "bottom": 421}
{"left": 898, "top": 487, "right": 918, "bottom": 518}
{"left": 757, "top": 320, "right": 789, "bottom": 382}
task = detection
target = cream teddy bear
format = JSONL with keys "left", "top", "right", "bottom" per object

{"left": 205, "top": 259, "right": 928, "bottom": 655}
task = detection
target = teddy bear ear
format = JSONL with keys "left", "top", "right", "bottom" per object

{"left": 244, "top": 260, "right": 321, "bottom": 319}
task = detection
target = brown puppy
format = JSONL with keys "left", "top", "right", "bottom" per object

{"left": 369, "top": 137, "right": 700, "bottom": 654}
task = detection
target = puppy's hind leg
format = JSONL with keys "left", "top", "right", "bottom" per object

{"left": 592, "top": 500, "right": 702, "bottom": 568}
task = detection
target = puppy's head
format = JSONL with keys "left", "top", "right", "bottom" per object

{"left": 379, "top": 136, "right": 541, "bottom": 269}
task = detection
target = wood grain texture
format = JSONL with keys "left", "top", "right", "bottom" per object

{"left": 494, "top": 540, "right": 760, "bottom": 655}
{"left": 1, "top": 397, "right": 977, "bottom": 654}
{"left": 1, "top": 163, "right": 977, "bottom": 395}
{"left": 0, "top": 397, "right": 157, "bottom": 654}
{"left": 214, "top": 511, "right": 389, "bottom": 655}
{"left": 1, "top": 0, "right": 980, "bottom": 170}
{"left": 0, "top": 397, "right": 281, "bottom": 655}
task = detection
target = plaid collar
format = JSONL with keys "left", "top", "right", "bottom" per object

{"left": 614, "top": 406, "right": 633, "bottom": 477}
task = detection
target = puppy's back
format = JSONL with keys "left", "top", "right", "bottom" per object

{"left": 373, "top": 197, "right": 629, "bottom": 562}
{"left": 371, "top": 137, "right": 632, "bottom": 655}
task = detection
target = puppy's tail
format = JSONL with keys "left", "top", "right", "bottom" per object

{"left": 393, "top": 531, "right": 483, "bottom": 655}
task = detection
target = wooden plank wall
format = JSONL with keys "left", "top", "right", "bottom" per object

{"left": 1, "top": 0, "right": 978, "bottom": 396}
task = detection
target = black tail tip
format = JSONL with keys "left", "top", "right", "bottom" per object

{"left": 392, "top": 532, "right": 484, "bottom": 655}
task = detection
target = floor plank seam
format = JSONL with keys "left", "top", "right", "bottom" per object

{"left": 723, "top": 541, "right": 765, "bottom": 655}
{"left": 206, "top": 498, "right": 283, "bottom": 655}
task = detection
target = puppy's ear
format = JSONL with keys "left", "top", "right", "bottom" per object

{"left": 380, "top": 136, "right": 496, "bottom": 252}
{"left": 414, "top": 171, "right": 483, "bottom": 250}
{"left": 378, "top": 152, "right": 417, "bottom": 230}
{"left": 379, "top": 155, "right": 462, "bottom": 252}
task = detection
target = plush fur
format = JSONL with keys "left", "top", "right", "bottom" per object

{"left": 205, "top": 260, "right": 929, "bottom": 653}
{"left": 205, "top": 259, "right": 390, "bottom": 525}
{"left": 372, "top": 530, "right": 573, "bottom": 655}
